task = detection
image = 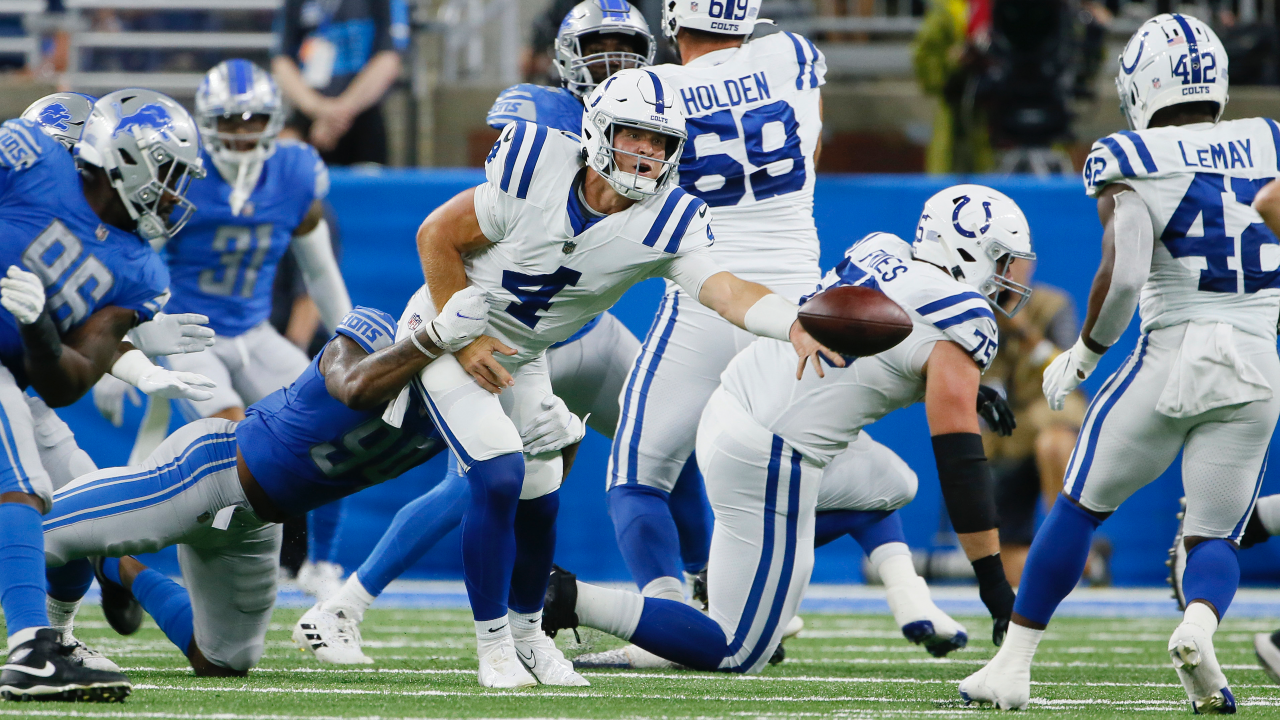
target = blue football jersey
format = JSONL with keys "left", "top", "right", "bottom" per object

{"left": 487, "top": 84, "right": 584, "bottom": 134}
{"left": 0, "top": 119, "right": 169, "bottom": 383}
{"left": 164, "top": 140, "right": 328, "bottom": 337}
{"left": 236, "top": 307, "right": 446, "bottom": 517}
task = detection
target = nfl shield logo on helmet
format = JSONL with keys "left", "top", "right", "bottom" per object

{"left": 690, "top": 1, "right": 698, "bottom": 10}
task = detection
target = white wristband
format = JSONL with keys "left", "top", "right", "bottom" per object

{"left": 743, "top": 294, "right": 798, "bottom": 342}
{"left": 110, "top": 349, "right": 156, "bottom": 388}
{"left": 410, "top": 329, "right": 440, "bottom": 359}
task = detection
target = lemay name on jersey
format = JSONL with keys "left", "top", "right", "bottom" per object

{"left": 469, "top": 120, "right": 720, "bottom": 362}
{"left": 721, "top": 232, "right": 999, "bottom": 466}
{"left": 1083, "top": 118, "right": 1280, "bottom": 339}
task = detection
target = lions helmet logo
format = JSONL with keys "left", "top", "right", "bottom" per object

{"left": 114, "top": 103, "right": 174, "bottom": 140}
{"left": 37, "top": 103, "right": 72, "bottom": 131}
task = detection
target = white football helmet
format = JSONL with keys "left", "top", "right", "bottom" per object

{"left": 662, "top": 0, "right": 762, "bottom": 40}
{"left": 582, "top": 68, "right": 685, "bottom": 200}
{"left": 913, "top": 185, "right": 1035, "bottom": 317}
{"left": 20, "top": 92, "right": 97, "bottom": 150}
{"left": 554, "top": 0, "right": 655, "bottom": 99}
{"left": 195, "top": 59, "right": 285, "bottom": 214}
{"left": 76, "top": 89, "right": 205, "bottom": 242}
{"left": 1116, "top": 13, "right": 1228, "bottom": 130}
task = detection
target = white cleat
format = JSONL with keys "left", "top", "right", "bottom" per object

{"left": 478, "top": 642, "right": 537, "bottom": 689}
{"left": 1169, "top": 621, "right": 1236, "bottom": 714}
{"left": 296, "top": 560, "right": 345, "bottom": 601}
{"left": 513, "top": 632, "right": 589, "bottom": 686}
{"left": 887, "top": 575, "right": 968, "bottom": 657}
{"left": 782, "top": 614, "right": 805, "bottom": 640}
{"left": 573, "top": 643, "right": 681, "bottom": 669}
{"left": 62, "top": 632, "right": 121, "bottom": 673}
{"left": 958, "top": 654, "right": 1031, "bottom": 710}
{"left": 292, "top": 604, "right": 374, "bottom": 665}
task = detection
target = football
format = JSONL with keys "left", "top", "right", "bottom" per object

{"left": 798, "top": 285, "right": 913, "bottom": 357}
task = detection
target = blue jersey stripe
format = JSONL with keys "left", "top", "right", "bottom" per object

{"left": 1099, "top": 136, "right": 1136, "bottom": 177}
{"left": 643, "top": 190, "right": 684, "bottom": 247}
{"left": 802, "top": 36, "right": 820, "bottom": 88}
{"left": 1267, "top": 119, "right": 1280, "bottom": 171}
{"left": 727, "top": 434, "right": 784, "bottom": 657}
{"left": 516, "top": 124, "right": 548, "bottom": 199}
{"left": 664, "top": 198, "right": 704, "bottom": 254}
{"left": 932, "top": 305, "right": 996, "bottom": 330}
{"left": 1172, "top": 14, "right": 1202, "bottom": 84}
{"left": 625, "top": 294, "right": 680, "bottom": 484}
{"left": 915, "top": 291, "right": 987, "bottom": 317}
{"left": 786, "top": 33, "right": 807, "bottom": 90}
{"left": 416, "top": 377, "right": 475, "bottom": 470}
{"left": 1117, "top": 131, "right": 1158, "bottom": 173}
{"left": 499, "top": 122, "right": 527, "bottom": 193}
{"left": 1069, "top": 334, "right": 1149, "bottom": 501}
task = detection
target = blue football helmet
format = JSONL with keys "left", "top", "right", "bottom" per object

{"left": 554, "top": 0, "right": 655, "bottom": 99}
{"left": 21, "top": 92, "right": 98, "bottom": 150}
{"left": 195, "top": 59, "right": 285, "bottom": 214}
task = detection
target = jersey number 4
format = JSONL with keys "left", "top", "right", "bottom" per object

{"left": 681, "top": 101, "right": 806, "bottom": 207}
{"left": 1162, "top": 172, "right": 1280, "bottom": 294}
{"left": 501, "top": 267, "right": 582, "bottom": 329}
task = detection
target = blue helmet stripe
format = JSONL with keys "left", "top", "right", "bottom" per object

{"left": 644, "top": 70, "right": 665, "bottom": 113}
{"left": 1172, "top": 14, "right": 1202, "bottom": 84}
{"left": 228, "top": 59, "right": 252, "bottom": 96}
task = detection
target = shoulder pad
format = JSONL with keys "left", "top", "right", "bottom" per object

{"left": 336, "top": 307, "right": 397, "bottom": 354}
{"left": 1083, "top": 130, "right": 1160, "bottom": 197}
{"left": 636, "top": 186, "right": 711, "bottom": 254}
{"left": 779, "top": 32, "right": 826, "bottom": 90}
{"left": 0, "top": 119, "right": 49, "bottom": 171}
{"left": 276, "top": 140, "right": 329, "bottom": 201}
{"left": 483, "top": 120, "right": 576, "bottom": 202}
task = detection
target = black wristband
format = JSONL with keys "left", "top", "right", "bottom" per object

{"left": 931, "top": 432, "right": 998, "bottom": 534}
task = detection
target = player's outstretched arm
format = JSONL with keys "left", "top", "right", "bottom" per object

{"left": 924, "top": 340, "right": 1016, "bottom": 645}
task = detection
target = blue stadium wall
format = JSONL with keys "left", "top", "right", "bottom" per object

{"left": 59, "top": 170, "right": 1280, "bottom": 587}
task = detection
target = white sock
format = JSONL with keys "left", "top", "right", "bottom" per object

{"left": 1256, "top": 495, "right": 1280, "bottom": 536}
{"left": 47, "top": 597, "right": 80, "bottom": 635}
{"left": 321, "top": 572, "right": 376, "bottom": 621}
{"left": 1185, "top": 602, "right": 1219, "bottom": 635}
{"left": 475, "top": 617, "right": 512, "bottom": 656}
{"left": 995, "top": 623, "right": 1044, "bottom": 667}
{"left": 874, "top": 544, "right": 917, "bottom": 588}
{"left": 641, "top": 575, "right": 683, "bottom": 602}
{"left": 576, "top": 581, "right": 645, "bottom": 640}
{"left": 509, "top": 609, "right": 542, "bottom": 641}
{"left": 7, "top": 626, "right": 44, "bottom": 651}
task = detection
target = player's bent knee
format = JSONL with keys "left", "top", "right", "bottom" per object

{"left": 520, "top": 453, "right": 563, "bottom": 500}
{"left": 189, "top": 641, "right": 252, "bottom": 677}
{"left": 884, "top": 466, "right": 919, "bottom": 511}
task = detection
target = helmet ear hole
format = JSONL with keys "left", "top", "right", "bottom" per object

{"left": 118, "top": 148, "right": 137, "bottom": 166}
{"left": 957, "top": 248, "right": 976, "bottom": 263}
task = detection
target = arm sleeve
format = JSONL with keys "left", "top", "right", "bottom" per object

{"left": 1088, "top": 190, "right": 1152, "bottom": 347}
{"left": 292, "top": 219, "right": 353, "bottom": 334}
{"left": 661, "top": 247, "right": 724, "bottom": 300}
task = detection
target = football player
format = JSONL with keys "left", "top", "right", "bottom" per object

{"left": 0, "top": 89, "right": 209, "bottom": 700}
{"left": 960, "top": 15, "right": 1280, "bottom": 713}
{"left": 541, "top": 185, "right": 1032, "bottom": 672}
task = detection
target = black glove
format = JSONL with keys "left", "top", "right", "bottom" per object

{"left": 973, "top": 554, "right": 1016, "bottom": 646}
{"left": 977, "top": 385, "right": 1016, "bottom": 437}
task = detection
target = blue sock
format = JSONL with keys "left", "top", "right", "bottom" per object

{"left": 46, "top": 559, "right": 95, "bottom": 603}
{"left": 669, "top": 456, "right": 713, "bottom": 575}
{"left": 1182, "top": 539, "right": 1240, "bottom": 619}
{"left": 1013, "top": 497, "right": 1102, "bottom": 625}
{"left": 99, "top": 557, "right": 122, "bottom": 585}
{"left": 307, "top": 499, "right": 346, "bottom": 565}
{"left": 630, "top": 596, "right": 728, "bottom": 671}
{"left": 0, "top": 502, "right": 50, "bottom": 634}
{"left": 130, "top": 568, "right": 194, "bottom": 657}
{"left": 609, "top": 484, "right": 683, "bottom": 591}
{"left": 509, "top": 490, "right": 559, "bottom": 614}
{"left": 814, "top": 510, "right": 906, "bottom": 554}
{"left": 460, "top": 454, "right": 524, "bottom": 621}
{"left": 356, "top": 455, "right": 470, "bottom": 596}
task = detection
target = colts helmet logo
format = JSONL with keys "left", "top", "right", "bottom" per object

{"left": 951, "top": 196, "right": 992, "bottom": 239}
{"left": 38, "top": 103, "right": 72, "bottom": 131}
{"left": 114, "top": 103, "right": 175, "bottom": 140}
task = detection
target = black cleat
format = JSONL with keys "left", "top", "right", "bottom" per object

{"left": 691, "top": 568, "right": 708, "bottom": 612}
{"left": 93, "top": 557, "right": 142, "bottom": 636}
{"left": 768, "top": 642, "right": 785, "bottom": 665}
{"left": 0, "top": 628, "right": 131, "bottom": 702}
{"left": 542, "top": 565, "right": 580, "bottom": 641}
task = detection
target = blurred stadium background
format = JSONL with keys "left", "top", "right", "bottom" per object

{"left": 2, "top": 0, "right": 1279, "bottom": 591}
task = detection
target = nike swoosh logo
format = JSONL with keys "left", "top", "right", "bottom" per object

{"left": 516, "top": 647, "right": 534, "bottom": 665}
{"left": 456, "top": 312, "right": 485, "bottom": 320}
{"left": 1, "top": 662, "right": 55, "bottom": 677}
{"left": 487, "top": 623, "right": 508, "bottom": 633}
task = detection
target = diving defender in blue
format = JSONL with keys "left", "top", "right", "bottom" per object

{"left": 0, "top": 89, "right": 207, "bottom": 701}
{"left": 40, "top": 291, "right": 495, "bottom": 677}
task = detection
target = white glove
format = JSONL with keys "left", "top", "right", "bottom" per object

{"left": 134, "top": 365, "right": 217, "bottom": 402}
{"left": 93, "top": 373, "right": 141, "bottom": 428}
{"left": 522, "top": 395, "right": 586, "bottom": 456}
{"left": 1042, "top": 337, "right": 1103, "bottom": 411}
{"left": 128, "top": 313, "right": 216, "bottom": 357}
{"left": 0, "top": 266, "right": 45, "bottom": 325}
{"left": 422, "top": 286, "right": 490, "bottom": 353}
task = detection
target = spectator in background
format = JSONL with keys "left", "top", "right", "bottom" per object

{"left": 913, "top": 0, "right": 994, "bottom": 173}
{"left": 272, "top": 0, "right": 408, "bottom": 165}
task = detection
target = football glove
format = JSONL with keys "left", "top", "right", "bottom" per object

{"left": 423, "top": 286, "right": 490, "bottom": 353}
{"left": 522, "top": 395, "right": 586, "bottom": 456}
{"left": 128, "top": 312, "right": 216, "bottom": 357}
{"left": 976, "top": 385, "right": 1016, "bottom": 437}
{"left": 1042, "top": 338, "right": 1102, "bottom": 411}
{"left": 0, "top": 266, "right": 45, "bottom": 325}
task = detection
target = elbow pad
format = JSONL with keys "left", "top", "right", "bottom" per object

{"left": 931, "top": 432, "right": 998, "bottom": 534}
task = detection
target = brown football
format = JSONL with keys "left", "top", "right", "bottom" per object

{"left": 798, "top": 285, "right": 913, "bottom": 357}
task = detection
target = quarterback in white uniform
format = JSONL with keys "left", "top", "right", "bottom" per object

{"left": 960, "top": 15, "right": 1280, "bottom": 714}
{"left": 607, "top": 0, "right": 829, "bottom": 605}
{"left": 406, "top": 67, "right": 835, "bottom": 688}
{"left": 542, "top": 185, "right": 1033, "bottom": 673}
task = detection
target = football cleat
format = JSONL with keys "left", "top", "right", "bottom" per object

{"left": 296, "top": 561, "right": 345, "bottom": 602}
{"left": 0, "top": 628, "right": 131, "bottom": 702}
{"left": 1168, "top": 497, "right": 1188, "bottom": 611}
{"left": 1169, "top": 619, "right": 1236, "bottom": 714}
{"left": 512, "top": 631, "right": 589, "bottom": 686}
{"left": 690, "top": 568, "right": 708, "bottom": 611}
{"left": 292, "top": 604, "right": 373, "bottom": 665}
{"left": 61, "top": 633, "right": 120, "bottom": 673}
{"left": 542, "top": 565, "right": 581, "bottom": 640}
{"left": 573, "top": 644, "right": 680, "bottom": 670}
{"left": 477, "top": 641, "right": 537, "bottom": 689}
{"left": 1253, "top": 630, "right": 1280, "bottom": 684}
{"left": 93, "top": 557, "right": 142, "bottom": 636}
{"left": 958, "top": 652, "right": 1031, "bottom": 710}
{"left": 887, "top": 575, "right": 968, "bottom": 657}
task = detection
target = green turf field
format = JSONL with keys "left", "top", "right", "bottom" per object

{"left": 5, "top": 605, "right": 1280, "bottom": 719}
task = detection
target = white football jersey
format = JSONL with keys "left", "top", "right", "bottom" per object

{"left": 469, "top": 120, "right": 721, "bottom": 362}
{"left": 720, "top": 233, "right": 1000, "bottom": 466}
{"left": 1083, "top": 118, "right": 1280, "bottom": 340}
{"left": 649, "top": 31, "right": 825, "bottom": 287}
